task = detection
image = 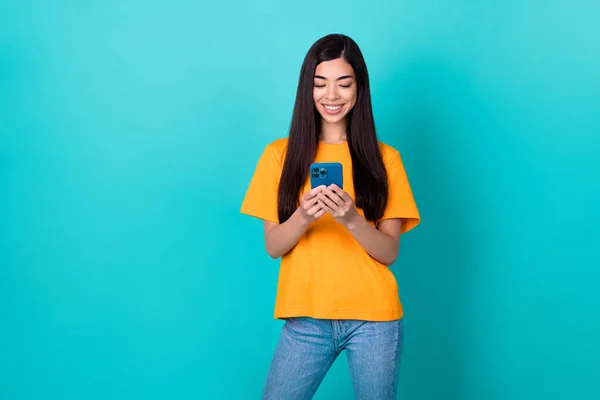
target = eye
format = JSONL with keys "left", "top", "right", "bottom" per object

{"left": 340, "top": 83, "right": 352, "bottom": 88}
{"left": 314, "top": 84, "right": 325, "bottom": 88}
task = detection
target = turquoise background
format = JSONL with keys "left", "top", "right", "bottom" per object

{"left": 2, "top": 1, "right": 599, "bottom": 399}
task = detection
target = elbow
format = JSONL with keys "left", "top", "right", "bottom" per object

{"left": 265, "top": 244, "right": 282, "bottom": 259}
{"left": 264, "top": 238, "right": 292, "bottom": 259}
{"left": 382, "top": 257, "right": 396, "bottom": 267}
{"left": 384, "top": 240, "right": 401, "bottom": 266}
{"left": 266, "top": 250, "right": 280, "bottom": 259}
{"left": 382, "top": 249, "right": 399, "bottom": 266}
{"left": 265, "top": 246, "right": 278, "bottom": 259}
{"left": 264, "top": 235, "right": 279, "bottom": 259}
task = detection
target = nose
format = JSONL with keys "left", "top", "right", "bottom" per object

{"left": 325, "top": 84, "right": 339, "bottom": 100}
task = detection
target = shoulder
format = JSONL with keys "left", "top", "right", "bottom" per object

{"left": 263, "top": 137, "right": 289, "bottom": 160}
{"left": 378, "top": 141, "right": 402, "bottom": 166}
{"left": 252, "top": 138, "right": 288, "bottom": 170}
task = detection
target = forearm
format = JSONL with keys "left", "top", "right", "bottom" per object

{"left": 264, "top": 209, "right": 310, "bottom": 259}
{"left": 345, "top": 215, "right": 399, "bottom": 266}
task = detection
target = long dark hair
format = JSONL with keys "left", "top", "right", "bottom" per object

{"left": 277, "top": 34, "right": 388, "bottom": 223}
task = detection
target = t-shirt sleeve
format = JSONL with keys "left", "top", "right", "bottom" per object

{"left": 240, "top": 144, "right": 281, "bottom": 223}
{"left": 379, "top": 150, "right": 421, "bottom": 234}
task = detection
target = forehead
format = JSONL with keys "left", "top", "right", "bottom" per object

{"left": 314, "top": 58, "right": 355, "bottom": 78}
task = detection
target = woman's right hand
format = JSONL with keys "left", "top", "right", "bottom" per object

{"left": 297, "top": 185, "right": 326, "bottom": 225}
{"left": 263, "top": 185, "right": 327, "bottom": 259}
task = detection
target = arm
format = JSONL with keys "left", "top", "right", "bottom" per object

{"left": 344, "top": 216, "right": 402, "bottom": 266}
{"left": 263, "top": 186, "right": 326, "bottom": 259}
{"left": 263, "top": 210, "right": 309, "bottom": 259}
{"left": 318, "top": 184, "right": 402, "bottom": 266}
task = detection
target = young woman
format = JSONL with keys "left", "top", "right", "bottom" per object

{"left": 240, "top": 34, "right": 420, "bottom": 400}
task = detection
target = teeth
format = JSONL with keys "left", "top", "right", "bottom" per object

{"left": 325, "top": 105, "right": 342, "bottom": 110}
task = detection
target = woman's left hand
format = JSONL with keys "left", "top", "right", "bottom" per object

{"left": 317, "top": 184, "right": 360, "bottom": 226}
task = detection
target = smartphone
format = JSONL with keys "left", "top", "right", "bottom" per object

{"left": 310, "top": 162, "right": 343, "bottom": 189}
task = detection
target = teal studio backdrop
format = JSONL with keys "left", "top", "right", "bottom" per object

{"left": 1, "top": 1, "right": 599, "bottom": 399}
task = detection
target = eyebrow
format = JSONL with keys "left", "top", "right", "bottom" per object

{"left": 314, "top": 75, "right": 354, "bottom": 81}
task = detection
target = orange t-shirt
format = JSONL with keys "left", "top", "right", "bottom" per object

{"left": 240, "top": 138, "right": 420, "bottom": 321}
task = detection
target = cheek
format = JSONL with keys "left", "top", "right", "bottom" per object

{"left": 345, "top": 88, "right": 357, "bottom": 101}
{"left": 313, "top": 89, "right": 321, "bottom": 103}
{"left": 346, "top": 91, "right": 357, "bottom": 107}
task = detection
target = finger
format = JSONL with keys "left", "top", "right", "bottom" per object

{"left": 318, "top": 193, "right": 339, "bottom": 210}
{"left": 313, "top": 208, "right": 326, "bottom": 218}
{"left": 302, "top": 191, "right": 313, "bottom": 201}
{"left": 329, "top": 184, "right": 348, "bottom": 200}
{"left": 302, "top": 185, "right": 325, "bottom": 202}
{"left": 303, "top": 195, "right": 320, "bottom": 209}
{"left": 323, "top": 188, "right": 344, "bottom": 206}
{"left": 307, "top": 203, "right": 322, "bottom": 215}
{"left": 318, "top": 200, "right": 335, "bottom": 215}
{"left": 309, "top": 185, "right": 326, "bottom": 197}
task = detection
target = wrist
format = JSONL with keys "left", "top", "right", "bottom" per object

{"left": 344, "top": 212, "right": 364, "bottom": 231}
{"left": 290, "top": 207, "right": 311, "bottom": 229}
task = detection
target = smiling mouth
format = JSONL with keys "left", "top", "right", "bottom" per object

{"left": 322, "top": 104, "right": 345, "bottom": 114}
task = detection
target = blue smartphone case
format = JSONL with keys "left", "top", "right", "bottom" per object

{"left": 310, "top": 162, "right": 343, "bottom": 189}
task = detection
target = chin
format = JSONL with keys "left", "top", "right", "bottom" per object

{"left": 322, "top": 115, "right": 346, "bottom": 124}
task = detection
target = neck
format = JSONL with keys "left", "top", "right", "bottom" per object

{"left": 319, "top": 118, "right": 348, "bottom": 143}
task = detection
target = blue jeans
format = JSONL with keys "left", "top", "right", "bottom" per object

{"left": 262, "top": 317, "right": 404, "bottom": 400}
